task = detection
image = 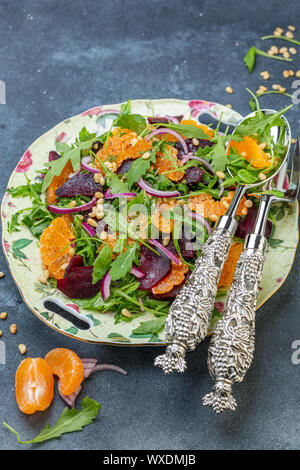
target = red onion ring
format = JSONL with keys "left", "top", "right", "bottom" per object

{"left": 81, "top": 156, "right": 100, "bottom": 174}
{"left": 149, "top": 238, "right": 179, "bottom": 265}
{"left": 137, "top": 177, "right": 180, "bottom": 198}
{"left": 101, "top": 271, "right": 112, "bottom": 300}
{"left": 104, "top": 188, "right": 136, "bottom": 199}
{"left": 68, "top": 168, "right": 81, "bottom": 179}
{"left": 48, "top": 197, "right": 97, "bottom": 214}
{"left": 130, "top": 266, "right": 146, "bottom": 279}
{"left": 82, "top": 221, "right": 96, "bottom": 237}
{"left": 145, "top": 128, "right": 188, "bottom": 154}
{"left": 165, "top": 115, "right": 180, "bottom": 124}
{"left": 184, "top": 205, "right": 212, "bottom": 234}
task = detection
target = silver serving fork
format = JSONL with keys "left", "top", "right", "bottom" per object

{"left": 202, "top": 138, "right": 300, "bottom": 413}
{"left": 154, "top": 109, "right": 291, "bottom": 374}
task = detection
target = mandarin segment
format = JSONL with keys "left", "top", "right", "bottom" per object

{"left": 152, "top": 260, "right": 189, "bottom": 294}
{"left": 155, "top": 147, "right": 184, "bottom": 182}
{"left": 218, "top": 241, "right": 244, "bottom": 287}
{"left": 188, "top": 192, "right": 248, "bottom": 220}
{"left": 180, "top": 119, "right": 214, "bottom": 139}
{"left": 48, "top": 253, "right": 73, "bottom": 279}
{"left": 46, "top": 160, "right": 73, "bottom": 204}
{"left": 228, "top": 136, "right": 271, "bottom": 169}
{"left": 45, "top": 348, "right": 84, "bottom": 396}
{"left": 15, "top": 358, "right": 54, "bottom": 414}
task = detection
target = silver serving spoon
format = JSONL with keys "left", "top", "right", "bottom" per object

{"left": 154, "top": 109, "right": 291, "bottom": 374}
{"left": 203, "top": 138, "right": 299, "bottom": 413}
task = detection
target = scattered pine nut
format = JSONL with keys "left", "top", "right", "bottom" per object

{"left": 274, "top": 30, "right": 281, "bottom": 36}
{"left": 121, "top": 308, "right": 132, "bottom": 318}
{"left": 279, "top": 87, "right": 287, "bottom": 93}
{"left": 18, "top": 344, "right": 27, "bottom": 355}
{"left": 256, "top": 89, "right": 264, "bottom": 95}
{"left": 225, "top": 86, "right": 233, "bottom": 94}
{"left": 0, "top": 330, "right": 2, "bottom": 337}
{"left": 216, "top": 171, "right": 226, "bottom": 179}
{"left": 288, "top": 25, "right": 296, "bottom": 31}
{"left": 296, "top": 70, "right": 300, "bottom": 78}
{"left": 259, "top": 172, "right": 266, "bottom": 181}
{"left": 285, "top": 31, "right": 294, "bottom": 39}
{"left": 87, "top": 218, "right": 98, "bottom": 228}
{"left": 289, "top": 69, "right": 295, "bottom": 76}
{"left": 10, "top": 324, "right": 17, "bottom": 335}
{"left": 260, "top": 71, "right": 270, "bottom": 80}
{"left": 0, "top": 272, "right": 5, "bottom": 279}
{"left": 289, "top": 47, "right": 297, "bottom": 55}
{"left": 245, "top": 200, "right": 253, "bottom": 208}
{"left": 291, "top": 138, "right": 296, "bottom": 144}
{"left": 280, "top": 47, "right": 288, "bottom": 54}
{"left": 272, "top": 84, "right": 281, "bottom": 90}
{"left": 283, "top": 70, "right": 290, "bottom": 78}
{"left": 0, "top": 312, "right": 7, "bottom": 320}
{"left": 225, "top": 104, "right": 232, "bottom": 108}
{"left": 283, "top": 51, "right": 290, "bottom": 58}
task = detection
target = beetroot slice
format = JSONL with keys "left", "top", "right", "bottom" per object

{"left": 175, "top": 138, "right": 214, "bottom": 158}
{"left": 58, "top": 266, "right": 100, "bottom": 298}
{"left": 49, "top": 151, "right": 60, "bottom": 162}
{"left": 65, "top": 255, "right": 84, "bottom": 277}
{"left": 185, "top": 166, "right": 204, "bottom": 185}
{"left": 138, "top": 245, "right": 171, "bottom": 290}
{"left": 116, "top": 159, "right": 134, "bottom": 174}
{"left": 147, "top": 115, "right": 183, "bottom": 124}
{"left": 166, "top": 233, "right": 196, "bottom": 259}
{"left": 55, "top": 173, "right": 102, "bottom": 197}
{"left": 236, "top": 206, "right": 273, "bottom": 240}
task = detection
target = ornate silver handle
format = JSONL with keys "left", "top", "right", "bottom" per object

{"left": 203, "top": 233, "right": 267, "bottom": 413}
{"left": 154, "top": 215, "right": 237, "bottom": 374}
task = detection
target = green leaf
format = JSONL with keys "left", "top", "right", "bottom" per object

{"left": 132, "top": 316, "right": 166, "bottom": 335}
{"left": 126, "top": 157, "right": 152, "bottom": 188}
{"left": 159, "top": 123, "right": 210, "bottom": 139}
{"left": 210, "top": 135, "right": 228, "bottom": 172}
{"left": 78, "top": 127, "right": 96, "bottom": 142}
{"left": 109, "top": 243, "right": 138, "bottom": 281}
{"left": 236, "top": 104, "right": 292, "bottom": 137}
{"left": 116, "top": 114, "right": 146, "bottom": 134}
{"left": 3, "top": 397, "right": 101, "bottom": 445}
{"left": 108, "top": 173, "right": 130, "bottom": 194}
{"left": 8, "top": 183, "right": 42, "bottom": 198}
{"left": 243, "top": 46, "right": 256, "bottom": 73}
{"left": 92, "top": 244, "right": 113, "bottom": 284}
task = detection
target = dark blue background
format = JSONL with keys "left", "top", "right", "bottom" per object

{"left": 0, "top": 0, "right": 299, "bottom": 450}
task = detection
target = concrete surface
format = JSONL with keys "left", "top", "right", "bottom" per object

{"left": 0, "top": 0, "right": 299, "bottom": 450}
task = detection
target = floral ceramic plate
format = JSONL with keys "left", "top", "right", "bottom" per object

{"left": 1, "top": 99, "right": 299, "bottom": 345}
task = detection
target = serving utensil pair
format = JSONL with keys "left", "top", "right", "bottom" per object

{"left": 155, "top": 109, "right": 299, "bottom": 412}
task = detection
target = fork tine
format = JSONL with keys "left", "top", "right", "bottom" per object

{"left": 289, "top": 137, "right": 300, "bottom": 199}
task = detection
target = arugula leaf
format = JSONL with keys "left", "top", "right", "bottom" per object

{"left": 109, "top": 243, "right": 138, "bottom": 281}
{"left": 126, "top": 156, "right": 153, "bottom": 188}
{"left": 78, "top": 127, "right": 96, "bottom": 142}
{"left": 210, "top": 135, "right": 228, "bottom": 172}
{"left": 92, "top": 244, "right": 113, "bottom": 284}
{"left": 157, "top": 123, "right": 210, "bottom": 139}
{"left": 108, "top": 173, "right": 130, "bottom": 194}
{"left": 8, "top": 183, "right": 42, "bottom": 198}
{"left": 3, "top": 397, "right": 101, "bottom": 445}
{"left": 117, "top": 114, "right": 147, "bottom": 134}
{"left": 235, "top": 104, "right": 292, "bottom": 137}
{"left": 132, "top": 316, "right": 166, "bottom": 335}
{"left": 243, "top": 46, "right": 293, "bottom": 73}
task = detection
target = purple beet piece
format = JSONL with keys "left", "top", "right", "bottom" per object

{"left": 49, "top": 151, "right": 60, "bottom": 162}
{"left": 147, "top": 115, "right": 183, "bottom": 124}
{"left": 166, "top": 234, "right": 195, "bottom": 259}
{"left": 175, "top": 138, "right": 214, "bottom": 158}
{"left": 65, "top": 255, "right": 84, "bottom": 277}
{"left": 58, "top": 266, "right": 101, "bottom": 298}
{"left": 116, "top": 159, "right": 134, "bottom": 174}
{"left": 138, "top": 245, "right": 171, "bottom": 290}
{"left": 55, "top": 173, "right": 102, "bottom": 197}
{"left": 185, "top": 166, "right": 204, "bottom": 184}
{"left": 236, "top": 206, "right": 273, "bottom": 240}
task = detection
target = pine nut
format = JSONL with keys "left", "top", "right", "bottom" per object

{"left": 283, "top": 70, "right": 290, "bottom": 78}
{"left": 162, "top": 237, "right": 170, "bottom": 246}
{"left": 216, "top": 171, "right": 226, "bottom": 179}
{"left": 95, "top": 192, "right": 104, "bottom": 199}
{"left": 289, "top": 69, "right": 295, "bottom": 76}
{"left": 68, "top": 200, "right": 77, "bottom": 208}
{"left": 274, "top": 30, "right": 281, "bottom": 36}
{"left": 77, "top": 214, "right": 84, "bottom": 220}
{"left": 10, "top": 324, "right": 17, "bottom": 335}
{"left": 241, "top": 207, "right": 247, "bottom": 216}
{"left": 225, "top": 86, "right": 233, "bottom": 94}
{"left": 99, "top": 231, "right": 107, "bottom": 240}
{"left": 272, "top": 84, "right": 281, "bottom": 90}
{"left": 241, "top": 151, "right": 247, "bottom": 157}
{"left": 225, "top": 104, "right": 232, "bottom": 109}
{"left": 289, "top": 47, "right": 297, "bottom": 55}
{"left": 244, "top": 199, "right": 253, "bottom": 208}
{"left": 44, "top": 270, "right": 49, "bottom": 280}
{"left": 296, "top": 70, "right": 300, "bottom": 78}
{"left": 38, "top": 275, "right": 47, "bottom": 284}
{"left": 94, "top": 173, "right": 101, "bottom": 183}
{"left": 291, "top": 138, "right": 296, "bottom": 144}
{"left": 87, "top": 218, "right": 98, "bottom": 228}
{"left": 99, "top": 176, "right": 105, "bottom": 186}
{"left": 259, "top": 172, "right": 266, "bottom": 181}
{"left": 69, "top": 247, "right": 75, "bottom": 256}
{"left": 283, "top": 52, "right": 290, "bottom": 58}
{"left": 0, "top": 312, "right": 7, "bottom": 320}
{"left": 0, "top": 330, "right": 2, "bottom": 337}
{"left": 142, "top": 151, "right": 151, "bottom": 160}
{"left": 0, "top": 272, "right": 5, "bottom": 279}
{"left": 279, "top": 87, "right": 287, "bottom": 93}
{"left": 280, "top": 47, "right": 288, "bottom": 54}
{"left": 209, "top": 214, "right": 218, "bottom": 222}
{"left": 18, "top": 344, "right": 27, "bottom": 355}
{"left": 121, "top": 308, "right": 132, "bottom": 318}
{"left": 285, "top": 31, "right": 294, "bottom": 39}
{"left": 192, "top": 138, "right": 199, "bottom": 146}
